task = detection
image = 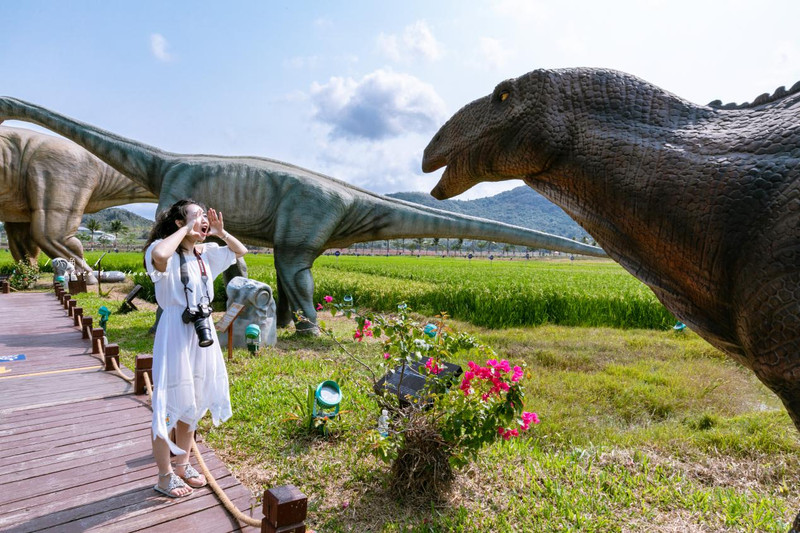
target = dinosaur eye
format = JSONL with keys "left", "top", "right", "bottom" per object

{"left": 499, "top": 90, "right": 510, "bottom": 102}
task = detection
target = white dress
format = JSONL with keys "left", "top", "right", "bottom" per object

{"left": 145, "top": 240, "right": 236, "bottom": 455}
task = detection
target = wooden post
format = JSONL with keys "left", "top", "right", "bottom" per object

{"left": 91, "top": 328, "right": 105, "bottom": 355}
{"left": 62, "top": 293, "right": 72, "bottom": 309}
{"left": 262, "top": 485, "right": 307, "bottom": 533}
{"left": 228, "top": 320, "right": 234, "bottom": 362}
{"left": 73, "top": 307, "right": 83, "bottom": 327}
{"left": 104, "top": 343, "right": 120, "bottom": 371}
{"left": 134, "top": 354, "right": 153, "bottom": 395}
{"left": 214, "top": 303, "right": 246, "bottom": 363}
{"left": 68, "top": 299, "right": 77, "bottom": 317}
{"left": 82, "top": 316, "right": 93, "bottom": 339}
{"left": 68, "top": 274, "right": 87, "bottom": 295}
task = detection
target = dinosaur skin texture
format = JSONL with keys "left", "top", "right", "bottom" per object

{"left": 0, "top": 97, "right": 605, "bottom": 332}
{"left": 423, "top": 67, "right": 800, "bottom": 439}
{"left": 0, "top": 126, "right": 156, "bottom": 278}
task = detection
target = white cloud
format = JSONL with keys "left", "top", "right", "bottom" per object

{"left": 404, "top": 20, "right": 443, "bottom": 61}
{"left": 311, "top": 133, "right": 429, "bottom": 193}
{"left": 479, "top": 37, "right": 508, "bottom": 70}
{"left": 310, "top": 69, "right": 447, "bottom": 140}
{"left": 377, "top": 20, "right": 444, "bottom": 63}
{"left": 150, "top": 33, "right": 173, "bottom": 62}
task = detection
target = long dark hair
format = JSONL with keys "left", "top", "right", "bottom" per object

{"left": 142, "top": 199, "right": 207, "bottom": 252}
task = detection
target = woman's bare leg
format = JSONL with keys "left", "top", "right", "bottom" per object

{"left": 173, "top": 421, "right": 207, "bottom": 487}
{"left": 153, "top": 432, "right": 192, "bottom": 496}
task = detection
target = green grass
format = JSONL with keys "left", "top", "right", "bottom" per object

{"left": 12, "top": 250, "right": 674, "bottom": 330}
{"left": 4, "top": 249, "right": 799, "bottom": 531}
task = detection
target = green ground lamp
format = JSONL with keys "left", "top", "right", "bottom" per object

{"left": 98, "top": 305, "right": 111, "bottom": 332}
{"left": 245, "top": 323, "right": 261, "bottom": 353}
{"left": 313, "top": 380, "right": 342, "bottom": 423}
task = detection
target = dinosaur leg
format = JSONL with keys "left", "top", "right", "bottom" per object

{"left": 28, "top": 210, "right": 97, "bottom": 283}
{"left": 273, "top": 248, "right": 320, "bottom": 335}
{"left": 275, "top": 274, "right": 294, "bottom": 328}
{"left": 4, "top": 222, "right": 40, "bottom": 265}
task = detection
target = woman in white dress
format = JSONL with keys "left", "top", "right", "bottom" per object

{"left": 144, "top": 199, "right": 247, "bottom": 498}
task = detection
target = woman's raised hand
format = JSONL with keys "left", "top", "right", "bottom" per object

{"left": 207, "top": 208, "right": 225, "bottom": 238}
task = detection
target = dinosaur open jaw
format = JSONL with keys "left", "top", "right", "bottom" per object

{"left": 430, "top": 167, "right": 478, "bottom": 200}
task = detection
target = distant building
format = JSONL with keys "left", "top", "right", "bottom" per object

{"left": 77, "top": 226, "right": 116, "bottom": 242}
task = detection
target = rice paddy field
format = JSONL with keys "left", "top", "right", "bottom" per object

{"left": 4, "top": 249, "right": 800, "bottom": 531}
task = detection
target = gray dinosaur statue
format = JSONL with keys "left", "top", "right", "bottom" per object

{"left": 0, "top": 126, "right": 157, "bottom": 279}
{"left": 0, "top": 97, "right": 605, "bottom": 331}
{"left": 422, "top": 68, "right": 800, "bottom": 435}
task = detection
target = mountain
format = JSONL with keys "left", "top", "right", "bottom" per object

{"left": 388, "top": 186, "right": 591, "bottom": 241}
{"left": 81, "top": 208, "right": 154, "bottom": 237}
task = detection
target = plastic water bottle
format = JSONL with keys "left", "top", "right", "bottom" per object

{"left": 377, "top": 409, "right": 389, "bottom": 437}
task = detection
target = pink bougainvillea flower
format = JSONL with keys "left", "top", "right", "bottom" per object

{"left": 383, "top": 352, "right": 391, "bottom": 360}
{"left": 316, "top": 303, "right": 323, "bottom": 311}
{"left": 425, "top": 358, "right": 443, "bottom": 375}
{"left": 521, "top": 411, "right": 540, "bottom": 430}
{"left": 324, "top": 295, "right": 333, "bottom": 303}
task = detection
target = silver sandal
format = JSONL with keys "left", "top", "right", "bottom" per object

{"left": 175, "top": 462, "right": 207, "bottom": 488}
{"left": 153, "top": 471, "right": 193, "bottom": 498}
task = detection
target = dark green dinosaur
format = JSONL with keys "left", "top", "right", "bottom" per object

{"left": 422, "top": 67, "right": 800, "bottom": 442}
{"left": 0, "top": 97, "right": 605, "bottom": 331}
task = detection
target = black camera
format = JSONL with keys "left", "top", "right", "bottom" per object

{"left": 182, "top": 303, "right": 214, "bottom": 347}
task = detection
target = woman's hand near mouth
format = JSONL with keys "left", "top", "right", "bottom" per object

{"left": 207, "top": 208, "right": 225, "bottom": 239}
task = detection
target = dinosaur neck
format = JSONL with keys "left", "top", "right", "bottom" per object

{"left": 86, "top": 166, "right": 158, "bottom": 213}
{"left": 0, "top": 97, "right": 164, "bottom": 194}
{"left": 527, "top": 125, "right": 747, "bottom": 345}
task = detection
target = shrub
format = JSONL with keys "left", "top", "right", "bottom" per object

{"left": 311, "top": 300, "right": 539, "bottom": 499}
{"left": 9, "top": 260, "right": 40, "bottom": 290}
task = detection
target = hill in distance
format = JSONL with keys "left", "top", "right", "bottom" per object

{"left": 90, "top": 186, "right": 591, "bottom": 242}
{"left": 81, "top": 208, "right": 154, "bottom": 237}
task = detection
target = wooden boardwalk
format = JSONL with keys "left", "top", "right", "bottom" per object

{"left": 0, "top": 292, "right": 263, "bottom": 532}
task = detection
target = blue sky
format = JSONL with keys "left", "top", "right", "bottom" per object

{"left": 3, "top": 0, "right": 799, "bottom": 220}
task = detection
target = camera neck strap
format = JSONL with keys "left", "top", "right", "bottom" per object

{"left": 178, "top": 247, "right": 210, "bottom": 310}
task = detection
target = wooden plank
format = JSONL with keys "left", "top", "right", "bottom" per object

{"left": 0, "top": 461, "right": 236, "bottom": 530}
{"left": 0, "top": 394, "right": 145, "bottom": 430}
{"left": 1, "top": 405, "right": 148, "bottom": 447}
{"left": 0, "top": 397, "right": 148, "bottom": 436}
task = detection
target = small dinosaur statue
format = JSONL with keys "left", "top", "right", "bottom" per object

{"left": 0, "top": 97, "right": 605, "bottom": 331}
{"left": 422, "top": 68, "right": 800, "bottom": 434}
{"left": 0, "top": 126, "right": 157, "bottom": 279}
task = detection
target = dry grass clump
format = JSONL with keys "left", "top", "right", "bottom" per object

{"left": 389, "top": 410, "right": 454, "bottom": 500}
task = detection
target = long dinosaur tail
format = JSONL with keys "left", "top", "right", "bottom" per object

{"left": 344, "top": 195, "right": 608, "bottom": 257}
{"left": 0, "top": 97, "right": 165, "bottom": 194}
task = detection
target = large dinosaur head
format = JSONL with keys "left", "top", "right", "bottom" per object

{"left": 423, "top": 69, "right": 569, "bottom": 200}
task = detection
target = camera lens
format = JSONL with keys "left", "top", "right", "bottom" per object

{"left": 194, "top": 317, "right": 214, "bottom": 347}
